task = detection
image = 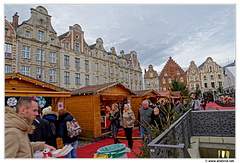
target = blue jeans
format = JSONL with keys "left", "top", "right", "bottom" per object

{"left": 140, "top": 126, "right": 152, "bottom": 143}
{"left": 65, "top": 140, "right": 78, "bottom": 158}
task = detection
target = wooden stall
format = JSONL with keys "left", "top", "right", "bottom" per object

{"left": 131, "top": 89, "right": 161, "bottom": 124}
{"left": 172, "top": 91, "right": 184, "bottom": 100}
{"left": 157, "top": 90, "right": 176, "bottom": 103}
{"left": 66, "top": 82, "right": 136, "bottom": 139}
{"left": 5, "top": 73, "right": 72, "bottom": 111}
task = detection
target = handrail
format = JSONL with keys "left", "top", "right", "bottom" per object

{"left": 148, "top": 108, "right": 192, "bottom": 146}
{"left": 148, "top": 109, "right": 235, "bottom": 158}
{"left": 148, "top": 109, "right": 192, "bottom": 158}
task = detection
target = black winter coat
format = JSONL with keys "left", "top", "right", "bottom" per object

{"left": 57, "top": 113, "right": 78, "bottom": 144}
{"left": 108, "top": 111, "right": 120, "bottom": 128}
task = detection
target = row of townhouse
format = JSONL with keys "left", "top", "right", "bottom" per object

{"left": 144, "top": 56, "right": 226, "bottom": 93}
{"left": 5, "top": 6, "right": 143, "bottom": 91}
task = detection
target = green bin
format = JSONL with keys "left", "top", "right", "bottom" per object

{"left": 96, "top": 143, "right": 128, "bottom": 158}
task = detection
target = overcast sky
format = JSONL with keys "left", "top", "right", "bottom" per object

{"left": 4, "top": 4, "right": 236, "bottom": 73}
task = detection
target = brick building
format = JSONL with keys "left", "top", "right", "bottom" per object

{"left": 159, "top": 57, "right": 187, "bottom": 91}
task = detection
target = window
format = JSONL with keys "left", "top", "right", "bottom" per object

{"left": 126, "top": 72, "right": 128, "bottom": 79}
{"left": 64, "top": 55, "right": 69, "bottom": 66}
{"left": 95, "top": 63, "right": 99, "bottom": 71}
{"left": 50, "top": 52, "right": 56, "bottom": 63}
{"left": 85, "top": 75, "right": 89, "bottom": 85}
{"left": 176, "top": 71, "right": 180, "bottom": 75}
{"left": 164, "top": 72, "right": 168, "bottom": 76}
{"left": 180, "top": 77, "right": 184, "bottom": 83}
{"left": 75, "top": 73, "right": 80, "bottom": 85}
{"left": 210, "top": 75, "right": 214, "bottom": 80}
{"left": 36, "top": 68, "right": 44, "bottom": 80}
{"left": 22, "top": 66, "right": 30, "bottom": 76}
{"left": 22, "top": 46, "right": 30, "bottom": 58}
{"left": 64, "top": 72, "right": 70, "bottom": 84}
{"left": 36, "top": 49, "right": 44, "bottom": 61}
{"left": 211, "top": 82, "right": 215, "bottom": 88}
{"left": 104, "top": 77, "right": 107, "bottom": 83}
{"left": 204, "top": 83, "right": 208, "bottom": 88}
{"left": 75, "top": 43, "right": 80, "bottom": 52}
{"left": 25, "top": 31, "right": 30, "bottom": 38}
{"left": 209, "top": 66, "right": 213, "bottom": 72}
{"left": 103, "top": 65, "right": 106, "bottom": 73}
{"left": 50, "top": 70, "right": 56, "bottom": 82}
{"left": 5, "top": 44, "right": 12, "bottom": 58}
{"left": 110, "top": 66, "right": 113, "bottom": 74}
{"left": 162, "top": 78, "right": 166, "bottom": 84}
{"left": 5, "top": 65, "right": 11, "bottom": 73}
{"left": 204, "top": 75, "right": 207, "bottom": 80}
{"left": 149, "top": 72, "right": 153, "bottom": 77}
{"left": 218, "top": 74, "right": 222, "bottom": 79}
{"left": 96, "top": 76, "right": 99, "bottom": 84}
{"left": 75, "top": 58, "right": 80, "bottom": 68}
{"left": 85, "top": 60, "right": 89, "bottom": 70}
{"left": 38, "top": 31, "right": 44, "bottom": 41}
{"left": 168, "top": 78, "right": 172, "bottom": 84}
{"left": 120, "top": 71, "right": 123, "bottom": 78}
{"left": 191, "top": 83, "right": 194, "bottom": 90}
{"left": 50, "top": 39, "right": 54, "bottom": 45}
{"left": 218, "top": 81, "right": 222, "bottom": 87}
{"left": 66, "top": 42, "right": 69, "bottom": 49}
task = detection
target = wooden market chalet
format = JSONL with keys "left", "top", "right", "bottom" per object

{"left": 5, "top": 73, "right": 184, "bottom": 141}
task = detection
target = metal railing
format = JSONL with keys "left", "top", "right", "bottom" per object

{"left": 148, "top": 109, "right": 235, "bottom": 158}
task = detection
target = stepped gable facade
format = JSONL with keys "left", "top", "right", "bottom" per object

{"left": 159, "top": 57, "right": 187, "bottom": 91}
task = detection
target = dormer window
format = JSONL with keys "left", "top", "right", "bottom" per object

{"left": 25, "top": 31, "right": 30, "bottom": 38}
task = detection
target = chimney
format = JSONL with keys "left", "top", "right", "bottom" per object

{"left": 12, "top": 12, "right": 19, "bottom": 29}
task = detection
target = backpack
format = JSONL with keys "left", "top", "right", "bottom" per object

{"left": 66, "top": 119, "right": 82, "bottom": 138}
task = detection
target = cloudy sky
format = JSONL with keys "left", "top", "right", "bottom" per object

{"left": 4, "top": 3, "right": 236, "bottom": 73}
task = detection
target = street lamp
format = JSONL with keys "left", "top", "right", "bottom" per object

{"left": 40, "top": 40, "right": 49, "bottom": 80}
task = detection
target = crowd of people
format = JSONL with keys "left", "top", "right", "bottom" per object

{"left": 5, "top": 93, "right": 202, "bottom": 158}
{"left": 5, "top": 97, "right": 79, "bottom": 158}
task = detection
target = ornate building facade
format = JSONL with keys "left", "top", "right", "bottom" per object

{"left": 159, "top": 57, "right": 187, "bottom": 91}
{"left": 5, "top": 5, "right": 143, "bottom": 91}
{"left": 144, "top": 65, "right": 159, "bottom": 90}
{"left": 186, "top": 61, "right": 201, "bottom": 92}
{"left": 11, "top": 6, "right": 61, "bottom": 86}
{"left": 5, "top": 18, "right": 17, "bottom": 74}
{"left": 198, "top": 57, "right": 224, "bottom": 93}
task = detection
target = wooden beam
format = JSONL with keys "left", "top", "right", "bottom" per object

{"left": 5, "top": 90, "right": 71, "bottom": 97}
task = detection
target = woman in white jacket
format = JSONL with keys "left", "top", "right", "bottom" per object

{"left": 122, "top": 104, "right": 136, "bottom": 149}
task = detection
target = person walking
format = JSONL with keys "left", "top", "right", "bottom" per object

{"left": 122, "top": 104, "right": 135, "bottom": 149}
{"left": 108, "top": 103, "right": 121, "bottom": 144}
{"left": 138, "top": 100, "right": 153, "bottom": 143}
{"left": 57, "top": 109, "right": 78, "bottom": 158}
{"left": 5, "top": 97, "right": 56, "bottom": 158}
